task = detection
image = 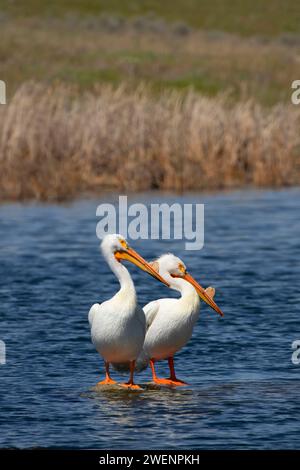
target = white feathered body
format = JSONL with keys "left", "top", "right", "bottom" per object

{"left": 143, "top": 288, "right": 200, "bottom": 360}
{"left": 89, "top": 288, "right": 146, "bottom": 364}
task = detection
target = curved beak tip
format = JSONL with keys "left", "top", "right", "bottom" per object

{"left": 184, "top": 272, "right": 224, "bottom": 318}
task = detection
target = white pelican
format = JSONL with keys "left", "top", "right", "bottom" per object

{"left": 140, "top": 253, "right": 224, "bottom": 386}
{"left": 88, "top": 234, "right": 169, "bottom": 390}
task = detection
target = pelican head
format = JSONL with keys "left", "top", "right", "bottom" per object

{"left": 101, "top": 234, "right": 169, "bottom": 287}
{"left": 151, "top": 253, "right": 224, "bottom": 317}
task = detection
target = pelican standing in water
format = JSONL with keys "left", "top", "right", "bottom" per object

{"left": 139, "top": 254, "right": 224, "bottom": 386}
{"left": 88, "top": 234, "right": 169, "bottom": 390}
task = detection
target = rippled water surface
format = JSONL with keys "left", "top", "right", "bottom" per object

{"left": 0, "top": 189, "right": 300, "bottom": 449}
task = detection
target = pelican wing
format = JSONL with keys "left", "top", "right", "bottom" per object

{"left": 88, "top": 303, "right": 101, "bottom": 327}
{"left": 143, "top": 300, "right": 160, "bottom": 331}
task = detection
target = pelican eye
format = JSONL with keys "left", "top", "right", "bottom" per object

{"left": 119, "top": 239, "right": 128, "bottom": 250}
{"left": 178, "top": 263, "right": 186, "bottom": 275}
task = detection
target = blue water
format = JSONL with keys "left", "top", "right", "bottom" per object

{"left": 0, "top": 188, "right": 300, "bottom": 449}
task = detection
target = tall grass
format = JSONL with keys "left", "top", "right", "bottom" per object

{"left": 0, "top": 82, "right": 299, "bottom": 201}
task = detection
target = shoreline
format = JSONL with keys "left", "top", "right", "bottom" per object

{"left": 0, "top": 185, "right": 299, "bottom": 205}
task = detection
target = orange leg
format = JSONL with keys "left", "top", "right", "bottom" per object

{"left": 167, "top": 357, "right": 187, "bottom": 386}
{"left": 150, "top": 358, "right": 175, "bottom": 386}
{"left": 121, "top": 361, "right": 142, "bottom": 390}
{"left": 97, "top": 362, "right": 116, "bottom": 385}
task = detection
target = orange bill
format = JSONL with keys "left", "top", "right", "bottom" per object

{"left": 183, "top": 272, "right": 224, "bottom": 317}
{"left": 115, "top": 247, "right": 170, "bottom": 287}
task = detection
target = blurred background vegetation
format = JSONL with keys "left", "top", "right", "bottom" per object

{"left": 0, "top": 1, "right": 299, "bottom": 200}
{"left": 1, "top": 0, "right": 300, "bottom": 105}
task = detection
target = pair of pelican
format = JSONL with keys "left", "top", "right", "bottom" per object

{"left": 89, "top": 234, "right": 223, "bottom": 390}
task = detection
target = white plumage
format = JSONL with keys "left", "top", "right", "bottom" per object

{"left": 138, "top": 253, "right": 223, "bottom": 385}
{"left": 88, "top": 234, "right": 169, "bottom": 389}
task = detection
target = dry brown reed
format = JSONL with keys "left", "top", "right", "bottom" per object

{"left": 0, "top": 82, "right": 299, "bottom": 201}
